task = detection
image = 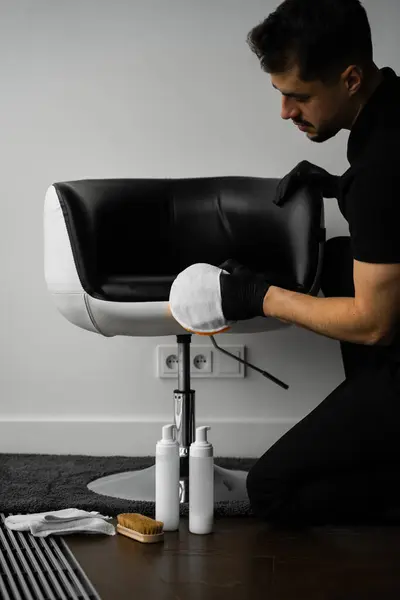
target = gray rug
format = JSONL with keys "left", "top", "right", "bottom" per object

{"left": 0, "top": 454, "right": 257, "bottom": 518}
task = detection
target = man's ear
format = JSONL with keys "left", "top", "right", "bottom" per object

{"left": 342, "top": 65, "right": 363, "bottom": 97}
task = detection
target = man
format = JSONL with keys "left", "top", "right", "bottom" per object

{"left": 171, "top": 0, "right": 400, "bottom": 525}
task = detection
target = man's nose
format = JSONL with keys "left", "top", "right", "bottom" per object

{"left": 281, "top": 96, "right": 300, "bottom": 121}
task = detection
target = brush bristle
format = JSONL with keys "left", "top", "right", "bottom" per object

{"left": 116, "top": 513, "right": 164, "bottom": 535}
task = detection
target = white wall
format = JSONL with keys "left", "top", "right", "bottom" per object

{"left": 0, "top": 0, "right": 397, "bottom": 456}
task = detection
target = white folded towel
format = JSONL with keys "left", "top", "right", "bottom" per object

{"left": 4, "top": 508, "right": 115, "bottom": 537}
{"left": 169, "top": 263, "right": 235, "bottom": 334}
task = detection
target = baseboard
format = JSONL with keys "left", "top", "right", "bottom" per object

{"left": 0, "top": 417, "right": 299, "bottom": 457}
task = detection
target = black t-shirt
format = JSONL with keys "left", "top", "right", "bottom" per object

{"left": 338, "top": 66, "right": 400, "bottom": 361}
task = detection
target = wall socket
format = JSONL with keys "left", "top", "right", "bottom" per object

{"left": 156, "top": 344, "right": 246, "bottom": 379}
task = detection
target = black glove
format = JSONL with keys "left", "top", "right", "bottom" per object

{"left": 218, "top": 259, "right": 271, "bottom": 321}
{"left": 274, "top": 160, "right": 340, "bottom": 206}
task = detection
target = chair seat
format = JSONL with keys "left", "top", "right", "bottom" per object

{"left": 99, "top": 270, "right": 303, "bottom": 303}
{"left": 99, "top": 275, "right": 176, "bottom": 302}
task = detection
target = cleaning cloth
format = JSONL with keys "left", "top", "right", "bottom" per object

{"left": 169, "top": 263, "right": 235, "bottom": 335}
{"left": 4, "top": 508, "right": 116, "bottom": 537}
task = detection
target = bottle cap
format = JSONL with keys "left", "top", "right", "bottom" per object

{"left": 163, "top": 424, "right": 175, "bottom": 440}
{"left": 194, "top": 426, "right": 211, "bottom": 446}
{"left": 157, "top": 424, "right": 177, "bottom": 445}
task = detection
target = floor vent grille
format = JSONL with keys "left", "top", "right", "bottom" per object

{"left": 0, "top": 513, "right": 101, "bottom": 599}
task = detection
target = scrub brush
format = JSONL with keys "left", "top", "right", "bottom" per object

{"left": 116, "top": 513, "right": 164, "bottom": 544}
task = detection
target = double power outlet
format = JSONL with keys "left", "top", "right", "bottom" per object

{"left": 156, "top": 344, "right": 246, "bottom": 379}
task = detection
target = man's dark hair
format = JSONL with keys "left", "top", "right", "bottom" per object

{"left": 246, "top": 0, "right": 373, "bottom": 83}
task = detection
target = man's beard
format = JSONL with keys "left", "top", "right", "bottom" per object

{"left": 307, "top": 124, "right": 341, "bottom": 144}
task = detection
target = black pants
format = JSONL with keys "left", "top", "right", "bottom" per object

{"left": 246, "top": 236, "right": 400, "bottom": 525}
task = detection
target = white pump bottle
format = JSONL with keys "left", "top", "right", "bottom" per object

{"left": 155, "top": 424, "right": 180, "bottom": 531}
{"left": 189, "top": 425, "right": 214, "bottom": 534}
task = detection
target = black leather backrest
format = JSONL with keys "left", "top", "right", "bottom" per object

{"left": 54, "top": 176, "right": 325, "bottom": 300}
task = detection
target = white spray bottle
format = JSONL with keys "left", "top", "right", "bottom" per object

{"left": 189, "top": 425, "right": 214, "bottom": 535}
{"left": 155, "top": 424, "right": 180, "bottom": 531}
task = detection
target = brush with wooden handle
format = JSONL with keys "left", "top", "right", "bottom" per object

{"left": 116, "top": 513, "right": 165, "bottom": 544}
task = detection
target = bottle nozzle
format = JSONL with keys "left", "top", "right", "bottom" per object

{"left": 195, "top": 425, "right": 211, "bottom": 445}
{"left": 162, "top": 424, "right": 176, "bottom": 442}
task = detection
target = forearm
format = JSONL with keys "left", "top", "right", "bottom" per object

{"left": 263, "top": 286, "right": 379, "bottom": 346}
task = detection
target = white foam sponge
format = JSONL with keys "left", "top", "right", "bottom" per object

{"left": 169, "top": 263, "right": 235, "bottom": 335}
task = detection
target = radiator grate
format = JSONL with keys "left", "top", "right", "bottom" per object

{"left": 0, "top": 514, "right": 101, "bottom": 599}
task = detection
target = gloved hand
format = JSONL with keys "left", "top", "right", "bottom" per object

{"left": 168, "top": 260, "right": 273, "bottom": 335}
{"left": 218, "top": 259, "right": 272, "bottom": 321}
{"left": 274, "top": 160, "right": 340, "bottom": 206}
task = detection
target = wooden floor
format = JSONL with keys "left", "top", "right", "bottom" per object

{"left": 65, "top": 516, "right": 400, "bottom": 599}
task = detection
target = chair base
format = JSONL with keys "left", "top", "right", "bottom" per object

{"left": 87, "top": 463, "right": 248, "bottom": 502}
{"left": 87, "top": 334, "right": 250, "bottom": 504}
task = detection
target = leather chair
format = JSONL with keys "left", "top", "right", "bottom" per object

{"left": 44, "top": 176, "right": 325, "bottom": 504}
